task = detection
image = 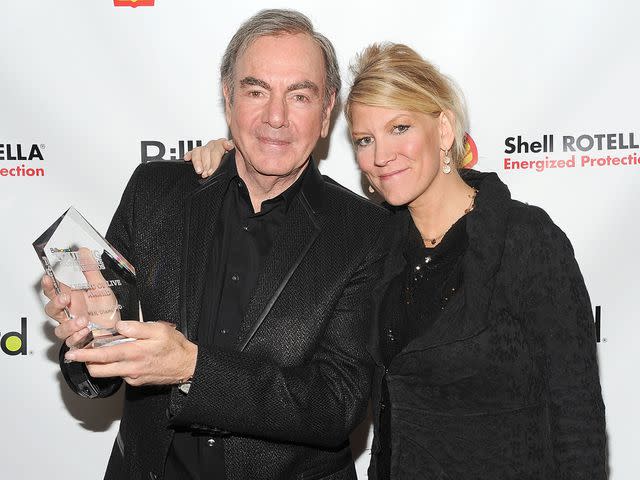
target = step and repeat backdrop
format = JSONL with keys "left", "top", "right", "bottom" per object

{"left": 1, "top": 1, "right": 637, "bottom": 478}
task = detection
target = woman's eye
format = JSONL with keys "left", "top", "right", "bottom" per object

{"left": 392, "top": 124, "right": 410, "bottom": 134}
{"left": 355, "top": 136, "right": 373, "bottom": 148}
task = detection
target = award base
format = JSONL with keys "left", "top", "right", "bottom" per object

{"left": 71, "top": 327, "right": 136, "bottom": 350}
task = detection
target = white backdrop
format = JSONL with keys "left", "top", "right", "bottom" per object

{"left": 1, "top": 1, "right": 638, "bottom": 478}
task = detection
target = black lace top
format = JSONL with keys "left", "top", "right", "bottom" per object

{"left": 377, "top": 214, "right": 468, "bottom": 480}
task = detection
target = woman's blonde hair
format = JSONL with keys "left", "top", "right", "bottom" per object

{"left": 345, "top": 43, "right": 468, "bottom": 166}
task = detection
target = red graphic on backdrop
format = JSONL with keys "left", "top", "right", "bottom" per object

{"left": 461, "top": 133, "right": 478, "bottom": 169}
{"left": 114, "top": 0, "right": 155, "bottom": 7}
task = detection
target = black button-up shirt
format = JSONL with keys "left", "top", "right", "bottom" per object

{"left": 164, "top": 157, "right": 308, "bottom": 480}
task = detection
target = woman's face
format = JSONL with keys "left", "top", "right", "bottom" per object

{"left": 350, "top": 103, "right": 448, "bottom": 207}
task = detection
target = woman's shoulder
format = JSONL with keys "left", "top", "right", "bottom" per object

{"left": 503, "top": 199, "right": 575, "bottom": 258}
{"left": 507, "top": 198, "right": 553, "bottom": 227}
{"left": 466, "top": 169, "right": 570, "bottom": 250}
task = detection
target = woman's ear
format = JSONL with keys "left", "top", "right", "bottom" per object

{"left": 439, "top": 110, "right": 455, "bottom": 151}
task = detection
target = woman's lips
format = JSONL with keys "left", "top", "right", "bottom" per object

{"left": 379, "top": 168, "right": 409, "bottom": 181}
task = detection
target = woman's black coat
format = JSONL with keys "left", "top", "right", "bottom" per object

{"left": 367, "top": 170, "right": 607, "bottom": 479}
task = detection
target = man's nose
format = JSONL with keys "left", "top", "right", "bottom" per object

{"left": 263, "top": 95, "right": 289, "bottom": 128}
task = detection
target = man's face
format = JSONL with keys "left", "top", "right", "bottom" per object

{"left": 223, "top": 33, "right": 335, "bottom": 181}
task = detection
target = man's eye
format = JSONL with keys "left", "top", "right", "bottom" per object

{"left": 354, "top": 136, "right": 373, "bottom": 148}
{"left": 248, "top": 90, "right": 263, "bottom": 98}
{"left": 293, "top": 94, "right": 309, "bottom": 102}
{"left": 392, "top": 124, "right": 410, "bottom": 134}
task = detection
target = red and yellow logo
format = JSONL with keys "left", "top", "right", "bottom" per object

{"left": 461, "top": 133, "right": 478, "bottom": 169}
{"left": 114, "top": 0, "right": 155, "bottom": 7}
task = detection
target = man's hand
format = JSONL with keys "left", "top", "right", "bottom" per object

{"left": 42, "top": 274, "right": 92, "bottom": 348}
{"left": 64, "top": 320, "right": 198, "bottom": 387}
{"left": 183, "top": 138, "right": 234, "bottom": 178}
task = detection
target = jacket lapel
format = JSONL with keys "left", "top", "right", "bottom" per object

{"left": 236, "top": 165, "right": 323, "bottom": 351}
{"left": 366, "top": 210, "right": 407, "bottom": 366}
{"left": 180, "top": 155, "right": 233, "bottom": 340}
{"left": 393, "top": 170, "right": 510, "bottom": 357}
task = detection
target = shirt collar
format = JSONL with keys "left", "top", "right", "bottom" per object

{"left": 212, "top": 149, "right": 325, "bottom": 213}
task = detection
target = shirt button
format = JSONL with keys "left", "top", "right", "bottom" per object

{"left": 231, "top": 274, "right": 239, "bottom": 282}
{"left": 207, "top": 438, "right": 216, "bottom": 447}
{"left": 242, "top": 225, "right": 249, "bottom": 231}
{"left": 219, "top": 329, "right": 228, "bottom": 335}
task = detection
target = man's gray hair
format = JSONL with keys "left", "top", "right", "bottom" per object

{"left": 221, "top": 9, "right": 340, "bottom": 108}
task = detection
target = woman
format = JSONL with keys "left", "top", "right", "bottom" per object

{"left": 187, "top": 43, "right": 606, "bottom": 479}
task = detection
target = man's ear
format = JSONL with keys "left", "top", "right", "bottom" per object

{"left": 439, "top": 110, "right": 455, "bottom": 151}
{"left": 320, "top": 91, "right": 336, "bottom": 138}
{"left": 222, "top": 83, "right": 232, "bottom": 126}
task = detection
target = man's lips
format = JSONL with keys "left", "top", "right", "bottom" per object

{"left": 257, "top": 136, "right": 292, "bottom": 146}
{"left": 378, "top": 168, "right": 409, "bottom": 180}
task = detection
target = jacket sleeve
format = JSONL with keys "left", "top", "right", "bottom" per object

{"left": 519, "top": 208, "right": 607, "bottom": 479}
{"left": 167, "top": 233, "right": 385, "bottom": 448}
{"left": 59, "top": 343, "right": 122, "bottom": 398}
{"left": 58, "top": 165, "right": 143, "bottom": 399}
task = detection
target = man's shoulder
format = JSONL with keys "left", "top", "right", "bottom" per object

{"left": 127, "top": 160, "right": 203, "bottom": 196}
{"left": 321, "top": 175, "right": 388, "bottom": 220}
{"left": 133, "top": 160, "right": 201, "bottom": 182}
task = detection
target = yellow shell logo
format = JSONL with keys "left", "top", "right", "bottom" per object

{"left": 461, "top": 133, "right": 478, "bottom": 169}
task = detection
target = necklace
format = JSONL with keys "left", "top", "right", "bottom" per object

{"left": 421, "top": 188, "right": 478, "bottom": 246}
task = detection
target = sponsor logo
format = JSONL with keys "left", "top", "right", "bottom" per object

{"left": 0, "top": 143, "right": 46, "bottom": 177}
{"left": 114, "top": 0, "right": 155, "bottom": 7}
{"left": 141, "top": 140, "right": 203, "bottom": 163}
{"left": 461, "top": 133, "right": 478, "bottom": 169}
{"left": 503, "top": 132, "right": 639, "bottom": 173}
{"left": 1, "top": 317, "right": 27, "bottom": 356}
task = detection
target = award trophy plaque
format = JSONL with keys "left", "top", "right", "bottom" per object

{"left": 33, "top": 207, "right": 138, "bottom": 349}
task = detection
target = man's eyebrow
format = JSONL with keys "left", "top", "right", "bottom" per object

{"left": 240, "top": 77, "right": 270, "bottom": 90}
{"left": 287, "top": 80, "right": 320, "bottom": 95}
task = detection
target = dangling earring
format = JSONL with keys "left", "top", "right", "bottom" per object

{"left": 368, "top": 184, "right": 375, "bottom": 194}
{"left": 442, "top": 148, "right": 452, "bottom": 174}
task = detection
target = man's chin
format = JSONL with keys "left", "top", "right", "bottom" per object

{"left": 245, "top": 155, "right": 309, "bottom": 178}
{"left": 251, "top": 166, "right": 302, "bottom": 178}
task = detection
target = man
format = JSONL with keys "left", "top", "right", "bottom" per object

{"left": 42, "top": 9, "right": 387, "bottom": 480}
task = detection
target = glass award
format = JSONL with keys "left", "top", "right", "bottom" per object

{"left": 33, "top": 207, "right": 139, "bottom": 349}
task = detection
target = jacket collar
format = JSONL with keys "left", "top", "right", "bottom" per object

{"left": 296, "top": 154, "right": 325, "bottom": 213}
{"left": 182, "top": 149, "right": 324, "bottom": 348}
{"left": 460, "top": 168, "right": 511, "bottom": 295}
{"left": 196, "top": 150, "right": 325, "bottom": 213}
{"left": 368, "top": 169, "right": 512, "bottom": 362}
